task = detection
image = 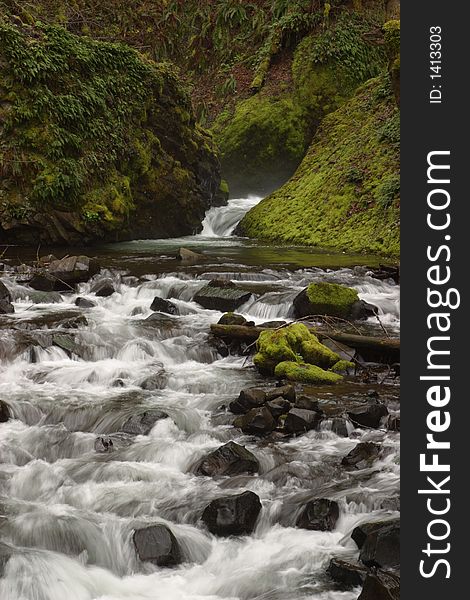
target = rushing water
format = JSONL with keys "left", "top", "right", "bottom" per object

{"left": 0, "top": 197, "right": 400, "bottom": 600}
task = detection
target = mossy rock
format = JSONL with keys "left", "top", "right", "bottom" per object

{"left": 330, "top": 360, "right": 355, "bottom": 373}
{"left": 238, "top": 74, "right": 400, "bottom": 256}
{"left": 0, "top": 19, "right": 222, "bottom": 245}
{"left": 254, "top": 323, "right": 340, "bottom": 376}
{"left": 294, "top": 282, "right": 359, "bottom": 319}
{"left": 274, "top": 361, "right": 342, "bottom": 385}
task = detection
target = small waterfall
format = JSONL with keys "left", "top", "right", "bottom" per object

{"left": 200, "top": 196, "right": 262, "bottom": 237}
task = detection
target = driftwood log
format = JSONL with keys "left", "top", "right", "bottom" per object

{"left": 209, "top": 324, "right": 400, "bottom": 365}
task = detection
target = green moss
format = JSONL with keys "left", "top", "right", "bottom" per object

{"left": 274, "top": 361, "right": 342, "bottom": 385}
{"left": 330, "top": 360, "right": 355, "bottom": 373}
{"left": 306, "top": 282, "right": 359, "bottom": 318}
{"left": 383, "top": 20, "right": 400, "bottom": 58}
{"left": 238, "top": 74, "right": 400, "bottom": 256}
{"left": 301, "top": 338, "right": 340, "bottom": 369}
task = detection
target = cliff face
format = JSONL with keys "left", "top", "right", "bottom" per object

{"left": 0, "top": 20, "right": 223, "bottom": 245}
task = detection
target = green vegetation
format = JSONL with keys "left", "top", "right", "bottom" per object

{"left": 0, "top": 19, "right": 220, "bottom": 244}
{"left": 274, "top": 361, "right": 343, "bottom": 384}
{"left": 306, "top": 282, "right": 359, "bottom": 318}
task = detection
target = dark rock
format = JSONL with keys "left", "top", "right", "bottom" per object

{"left": 266, "top": 384, "right": 296, "bottom": 402}
{"left": 218, "top": 313, "right": 247, "bottom": 326}
{"left": 294, "top": 395, "right": 319, "bottom": 411}
{"left": 94, "top": 436, "right": 115, "bottom": 453}
{"left": 150, "top": 296, "right": 179, "bottom": 315}
{"left": 194, "top": 441, "right": 259, "bottom": 477}
{"left": 358, "top": 571, "right": 400, "bottom": 600}
{"left": 296, "top": 498, "right": 339, "bottom": 531}
{"left": 285, "top": 408, "right": 321, "bottom": 434}
{"left": 52, "top": 334, "right": 83, "bottom": 357}
{"left": 0, "top": 400, "right": 12, "bottom": 423}
{"left": 266, "top": 397, "right": 291, "bottom": 419}
{"left": 133, "top": 524, "right": 181, "bottom": 567}
{"left": 342, "top": 442, "right": 381, "bottom": 470}
{"left": 359, "top": 520, "right": 400, "bottom": 569}
{"left": 350, "top": 300, "right": 378, "bottom": 320}
{"left": 177, "top": 247, "right": 205, "bottom": 262}
{"left": 387, "top": 415, "right": 400, "bottom": 431}
{"left": 140, "top": 370, "right": 167, "bottom": 391}
{"left": 49, "top": 255, "right": 97, "bottom": 289}
{"left": 327, "top": 558, "right": 368, "bottom": 588}
{"left": 202, "top": 490, "right": 262, "bottom": 536}
{"left": 28, "top": 291, "right": 63, "bottom": 304}
{"left": 75, "top": 297, "right": 97, "bottom": 308}
{"left": 94, "top": 433, "right": 133, "bottom": 453}
{"left": 122, "top": 410, "right": 168, "bottom": 435}
{"left": 122, "top": 276, "right": 140, "bottom": 287}
{"left": 351, "top": 519, "right": 399, "bottom": 550}
{"left": 194, "top": 280, "right": 251, "bottom": 312}
{"left": 258, "top": 320, "right": 287, "bottom": 328}
{"left": 112, "top": 379, "right": 125, "bottom": 388}
{"left": 330, "top": 417, "right": 350, "bottom": 437}
{"left": 234, "top": 407, "right": 276, "bottom": 435}
{"left": 29, "top": 272, "right": 56, "bottom": 291}
{"left": 0, "top": 281, "right": 14, "bottom": 314}
{"left": 229, "top": 387, "right": 266, "bottom": 414}
{"left": 207, "top": 333, "right": 229, "bottom": 357}
{"left": 347, "top": 402, "right": 388, "bottom": 428}
{"left": 38, "top": 254, "right": 58, "bottom": 265}
{"left": 60, "top": 315, "right": 88, "bottom": 329}
{"left": 91, "top": 278, "right": 116, "bottom": 297}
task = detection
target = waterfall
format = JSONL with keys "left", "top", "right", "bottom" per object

{"left": 199, "top": 196, "right": 262, "bottom": 237}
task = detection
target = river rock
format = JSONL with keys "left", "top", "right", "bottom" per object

{"left": 139, "top": 369, "right": 168, "bottom": 391}
{"left": 265, "top": 384, "right": 296, "bottom": 402}
{"left": 266, "top": 397, "right": 291, "bottom": 419}
{"left": 193, "top": 280, "right": 251, "bottom": 312}
{"left": 329, "top": 417, "right": 350, "bottom": 437}
{"left": 177, "top": 247, "right": 205, "bottom": 262}
{"left": 28, "top": 291, "right": 63, "bottom": 304}
{"left": 28, "top": 272, "right": 56, "bottom": 291}
{"left": 0, "top": 400, "right": 12, "bottom": 423}
{"left": 296, "top": 498, "right": 339, "bottom": 531}
{"left": 229, "top": 387, "right": 266, "bottom": 414}
{"left": 122, "top": 410, "right": 168, "bottom": 435}
{"left": 294, "top": 395, "right": 319, "bottom": 411}
{"left": 351, "top": 518, "right": 399, "bottom": 549}
{"left": 218, "top": 313, "right": 247, "bottom": 326}
{"left": 94, "top": 436, "right": 115, "bottom": 453}
{"left": 0, "top": 281, "right": 14, "bottom": 314}
{"left": 133, "top": 524, "right": 181, "bottom": 566}
{"left": 49, "top": 255, "right": 97, "bottom": 289}
{"left": 150, "top": 296, "right": 179, "bottom": 315}
{"left": 194, "top": 441, "right": 259, "bottom": 477}
{"left": 94, "top": 433, "right": 133, "bottom": 453}
{"left": 285, "top": 408, "right": 321, "bottom": 434}
{"left": 91, "top": 278, "right": 116, "bottom": 297}
{"left": 75, "top": 297, "right": 97, "bottom": 308}
{"left": 347, "top": 402, "right": 388, "bottom": 428}
{"left": 202, "top": 490, "right": 262, "bottom": 536}
{"left": 293, "top": 282, "right": 378, "bottom": 320}
{"left": 341, "top": 442, "right": 381, "bottom": 469}
{"left": 234, "top": 407, "right": 276, "bottom": 435}
{"left": 358, "top": 519, "right": 400, "bottom": 569}
{"left": 358, "top": 571, "right": 400, "bottom": 600}
{"left": 327, "top": 557, "right": 368, "bottom": 587}
{"left": 387, "top": 415, "right": 400, "bottom": 431}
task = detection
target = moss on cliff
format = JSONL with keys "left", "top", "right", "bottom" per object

{"left": 0, "top": 19, "right": 221, "bottom": 245}
{"left": 238, "top": 71, "right": 400, "bottom": 256}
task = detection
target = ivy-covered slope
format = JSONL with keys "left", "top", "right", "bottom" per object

{"left": 237, "top": 72, "right": 400, "bottom": 256}
{"left": 0, "top": 20, "right": 222, "bottom": 245}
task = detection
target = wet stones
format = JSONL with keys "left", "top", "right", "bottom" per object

{"left": 358, "top": 571, "right": 400, "bottom": 600}
{"left": 285, "top": 408, "right": 321, "bottom": 434}
{"left": 194, "top": 441, "right": 259, "bottom": 477}
{"left": 347, "top": 401, "right": 388, "bottom": 428}
{"left": 75, "top": 297, "right": 97, "bottom": 308}
{"left": 139, "top": 369, "right": 168, "bottom": 391}
{"left": 90, "top": 278, "right": 116, "bottom": 297}
{"left": 266, "top": 397, "right": 291, "bottom": 419}
{"left": 193, "top": 280, "right": 251, "bottom": 312}
{"left": 122, "top": 410, "right": 168, "bottom": 435}
{"left": 177, "top": 247, "right": 205, "bottom": 263}
{"left": 218, "top": 313, "right": 247, "bottom": 326}
{"left": 356, "top": 519, "right": 400, "bottom": 570}
{"left": 341, "top": 442, "right": 381, "bottom": 470}
{"left": 296, "top": 499, "right": 339, "bottom": 531}
{"left": 49, "top": 255, "right": 97, "bottom": 289}
{"left": 0, "top": 281, "right": 14, "bottom": 314}
{"left": 0, "top": 400, "right": 12, "bottom": 423}
{"left": 202, "top": 491, "right": 262, "bottom": 536}
{"left": 28, "top": 272, "right": 56, "bottom": 292}
{"left": 233, "top": 407, "right": 276, "bottom": 435}
{"left": 150, "top": 296, "right": 179, "bottom": 315}
{"left": 94, "top": 433, "right": 133, "bottom": 453}
{"left": 94, "top": 436, "right": 115, "bottom": 453}
{"left": 327, "top": 558, "right": 368, "bottom": 587}
{"left": 293, "top": 282, "right": 378, "bottom": 320}
{"left": 133, "top": 524, "right": 181, "bottom": 567}
{"left": 229, "top": 387, "right": 267, "bottom": 414}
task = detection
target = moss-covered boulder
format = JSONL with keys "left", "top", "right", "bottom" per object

{"left": 238, "top": 71, "right": 400, "bottom": 256}
{"left": 0, "top": 19, "right": 222, "bottom": 245}
{"left": 274, "top": 361, "right": 342, "bottom": 385}
{"left": 253, "top": 322, "right": 343, "bottom": 379}
{"left": 213, "top": 10, "right": 387, "bottom": 195}
{"left": 293, "top": 282, "right": 370, "bottom": 319}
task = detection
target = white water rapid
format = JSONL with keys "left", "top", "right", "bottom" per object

{"left": 0, "top": 197, "right": 400, "bottom": 600}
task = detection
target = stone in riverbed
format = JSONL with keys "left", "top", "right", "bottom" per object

{"left": 90, "top": 278, "right": 116, "bottom": 297}
{"left": 28, "top": 272, "right": 56, "bottom": 291}
{"left": 139, "top": 369, "right": 167, "bottom": 391}
{"left": 28, "top": 291, "right": 63, "bottom": 304}
{"left": 0, "top": 281, "right": 14, "bottom": 314}
{"left": 218, "top": 313, "right": 247, "bottom": 326}
{"left": 202, "top": 490, "right": 262, "bottom": 536}
{"left": 122, "top": 410, "right": 168, "bottom": 435}
{"left": 265, "top": 384, "right": 296, "bottom": 402}
{"left": 327, "top": 557, "right": 368, "bottom": 588}
{"left": 358, "top": 571, "right": 400, "bottom": 600}
{"left": 296, "top": 498, "right": 339, "bottom": 531}
{"left": 293, "top": 282, "right": 377, "bottom": 320}
{"left": 177, "top": 247, "right": 205, "bottom": 262}
{"left": 285, "top": 408, "right": 321, "bottom": 434}
{"left": 75, "top": 297, "right": 97, "bottom": 308}
{"left": 266, "top": 397, "right": 292, "bottom": 419}
{"left": 294, "top": 395, "right": 319, "bottom": 412}
{"left": 133, "top": 524, "right": 181, "bottom": 567}
{"left": 194, "top": 441, "right": 259, "bottom": 477}
{"left": 193, "top": 280, "right": 251, "bottom": 312}
{"left": 0, "top": 400, "right": 12, "bottom": 423}
{"left": 94, "top": 433, "right": 133, "bottom": 453}
{"left": 347, "top": 402, "right": 388, "bottom": 428}
{"left": 357, "top": 519, "right": 400, "bottom": 569}
{"left": 49, "top": 255, "right": 97, "bottom": 289}
{"left": 150, "top": 296, "right": 179, "bottom": 315}
{"left": 229, "top": 387, "right": 266, "bottom": 414}
{"left": 233, "top": 407, "right": 276, "bottom": 435}
{"left": 341, "top": 442, "right": 381, "bottom": 470}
